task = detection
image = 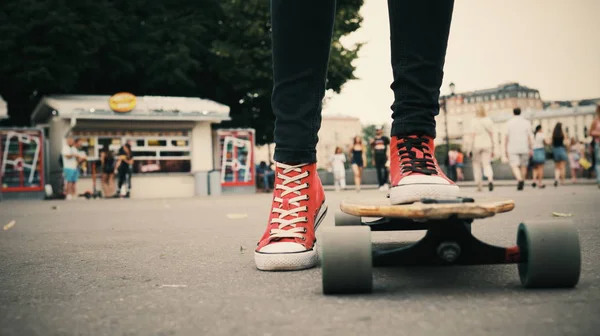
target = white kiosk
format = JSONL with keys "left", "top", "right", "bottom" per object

{"left": 31, "top": 94, "right": 230, "bottom": 199}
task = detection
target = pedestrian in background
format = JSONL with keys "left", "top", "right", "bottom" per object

{"left": 370, "top": 125, "right": 390, "bottom": 191}
{"left": 329, "top": 146, "right": 347, "bottom": 192}
{"left": 455, "top": 149, "right": 464, "bottom": 181}
{"left": 531, "top": 125, "right": 547, "bottom": 188}
{"left": 504, "top": 107, "right": 533, "bottom": 191}
{"left": 464, "top": 106, "right": 495, "bottom": 191}
{"left": 588, "top": 104, "right": 600, "bottom": 188}
{"left": 568, "top": 137, "right": 583, "bottom": 183}
{"left": 551, "top": 123, "right": 568, "bottom": 187}
{"left": 349, "top": 136, "right": 366, "bottom": 192}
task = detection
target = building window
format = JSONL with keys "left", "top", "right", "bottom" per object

{"left": 72, "top": 130, "right": 192, "bottom": 174}
{"left": 491, "top": 94, "right": 496, "bottom": 100}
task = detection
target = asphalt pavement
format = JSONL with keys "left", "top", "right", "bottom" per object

{"left": 1, "top": 183, "right": 599, "bottom": 336}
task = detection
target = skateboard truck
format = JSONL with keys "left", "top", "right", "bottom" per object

{"left": 437, "top": 241, "right": 461, "bottom": 263}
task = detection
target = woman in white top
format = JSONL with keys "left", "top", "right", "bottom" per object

{"left": 531, "top": 125, "right": 547, "bottom": 188}
{"left": 464, "top": 106, "right": 495, "bottom": 192}
{"left": 329, "top": 146, "right": 347, "bottom": 191}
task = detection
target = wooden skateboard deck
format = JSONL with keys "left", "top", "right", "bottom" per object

{"left": 340, "top": 197, "right": 514, "bottom": 220}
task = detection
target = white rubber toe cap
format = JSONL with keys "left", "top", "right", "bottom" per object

{"left": 257, "top": 242, "right": 307, "bottom": 253}
{"left": 397, "top": 175, "right": 452, "bottom": 185}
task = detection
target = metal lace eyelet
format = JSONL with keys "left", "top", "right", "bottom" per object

{"left": 306, "top": 195, "right": 310, "bottom": 200}
{"left": 301, "top": 236, "right": 306, "bottom": 241}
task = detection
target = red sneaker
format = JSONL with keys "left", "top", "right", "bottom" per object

{"left": 389, "top": 135, "right": 459, "bottom": 204}
{"left": 254, "top": 162, "right": 327, "bottom": 271}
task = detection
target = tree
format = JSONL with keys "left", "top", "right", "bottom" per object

{"left": 0, "top": 0, "right": 364, "bottom": 146}
{"left": 362, "top": 124, "right": 377, "bottom": 168}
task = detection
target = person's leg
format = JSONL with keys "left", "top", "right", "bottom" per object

{"left": 263, "top": 173, "right": 270, "bottom": 191}
{"left": 510, "top": 154, "right": 525, "bottom": 190}
{"left": 375, "top": 161, "right": 384, "bottom": 187}
{"left": 520, "top": 165, "right": 528, "bottom": 182}
{"left": 65, "top": 180, "right": 73, "bottom": 199}
{"left": 510, "top": 165, "right": 522, "bottom": 181}
{"left": 351, "top": 164, "right": 361, "bottom": 191}
{"left": 127, "top": 167, "right": 132, "bottom": 195}
{"left": 388, "top": 0, "right": 454, "bottom": 137}
{"left": 481, "top": 149, "right": 494, "bottom": 182}
{"left": 594, "top": 142, "right": 600, "bottom": 185}
{"left": 72, "top": 171, "right": 79, "bottom": 197}
{"left": 560, "top": 161, "right": 567, "bottom": 184}
{"left": 255, "top": 0, "right": 335, "bottom": 271}
{"left": 472, "top": 150, "right": 483, "bottom": 190}
{"left": 386, "top": 0, "right": 458, "bottom": 204}
{"left": 108, "top": 174, "right": 115, "bottom": 196}
{"left": 376, "top": 157, "right": 389, "bottom": 188}
{"left": 383, "top": 165, "right": 389, "bottom": 187}
{"left": 509, "top": 155, "right": 523, "bottom": 180}
{"left": 101, "top": 173, "right": 108, "bottom": 196}
{"left": 340, "top": 171, "right": 346, "bottom": 190}
{"left": 481, "top": 149, "right": 494, "bottom": 191}
{"left": 117, "top": 169, "right": 126, "bottom": 195}
{"left": 271, "top": 0, "right": 336, "bottom": 164}
{"left": 537, "top": 165, "right": 545, "bottom": 186}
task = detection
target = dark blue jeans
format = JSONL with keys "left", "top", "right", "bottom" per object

{"left": 271, "top": 0, "right": 455, "bottom": 163}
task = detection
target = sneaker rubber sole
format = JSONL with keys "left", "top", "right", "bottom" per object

{"left": 389, "top": 183, "right": 459, "bottom": 205}
{"left": 254, "top": 203, "right": 328, "bottom": 271}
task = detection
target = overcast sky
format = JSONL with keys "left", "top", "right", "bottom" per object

{"left": 324, "top": 0, "right": 600, "bottom": 124}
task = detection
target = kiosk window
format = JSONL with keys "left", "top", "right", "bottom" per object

{"left": 72, "top": 131, "right": 191, "bottom": 174}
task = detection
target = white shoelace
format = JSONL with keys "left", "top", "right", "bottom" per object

{"left": 269, "top": 163, "right": 310, "bottom": 240}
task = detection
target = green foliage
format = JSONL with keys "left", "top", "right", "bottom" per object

{"left": 362, "top": 124, "right": 376, "bottom": 168}
{"left": 0, "top": 0, "right": 364, "bottom": 146}
{"left": 434, "top": 142, "right": 461, "bottom": 165}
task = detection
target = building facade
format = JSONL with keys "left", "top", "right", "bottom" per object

{"left": 253, "top": 115, "right": 365, "bottom": 170}
{"left": 316, "top": 115, "right": 365, "bottom": 168}
{"left": 436, "top": 82, "right": 543, "bottom": 141}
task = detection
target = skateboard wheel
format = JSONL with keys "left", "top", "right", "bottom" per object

{"left": 516, "top": 220, "right": 581, "bottom": 288}
{"left": 321, "top": 226, "right": 372, "bottom": 294}
{"left": 334, "top": 210, "right": 362, "bottom": 226}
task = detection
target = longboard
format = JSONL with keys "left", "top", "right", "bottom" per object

{"left": 340, "top": 197, "right": 514, "bottom": 220}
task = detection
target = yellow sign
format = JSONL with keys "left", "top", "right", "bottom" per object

{"left": 109, "top": 92, "right": 137, "bottom": 113}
